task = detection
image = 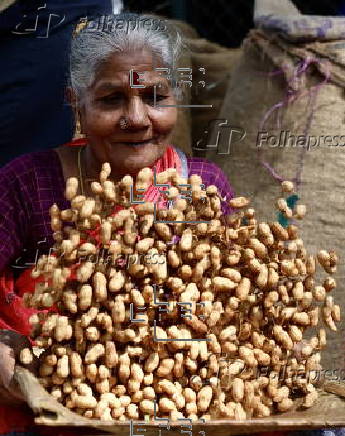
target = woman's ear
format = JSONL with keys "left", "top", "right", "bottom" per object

{"left": 65, "top": 87, "right": 85, "bottom": 137}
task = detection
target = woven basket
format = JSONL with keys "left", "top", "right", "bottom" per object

{"left": 14, "top": 366, "right": 345, "bottom": 435}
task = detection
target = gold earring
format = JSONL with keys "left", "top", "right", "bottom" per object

{"left": 74, "top": 112, "right": 84, "bottom": 139}
{"left": 73, "top": 18, "right": 88, "bottom": 38}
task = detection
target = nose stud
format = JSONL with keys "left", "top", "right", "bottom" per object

{"left": 119, "top": 116, "right": 130, "bottom": 130}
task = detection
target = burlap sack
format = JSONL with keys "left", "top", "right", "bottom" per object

{"left": 254, "top": 0, "right": 345, "bottom": 41}
{"left": 0, "top": 0, "right": 16, "bottom": 13}
{"left": 207, "top": 0, "right": 345, "bottom": 370}
{"left": 187, "top": 39, "right": 242, "bottom": 157}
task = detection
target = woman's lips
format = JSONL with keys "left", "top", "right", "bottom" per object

{"left": 114, "top": 139, "right": 156, "bottom": 148}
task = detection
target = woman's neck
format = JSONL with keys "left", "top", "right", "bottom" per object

{"left": 83, "top": 145, "right": 124, "bottom": 183}
{"left": 55, "top": 144, "right": 123, "bottom": 199}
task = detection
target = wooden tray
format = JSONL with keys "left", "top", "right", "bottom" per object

{"left": 14, "top": 366, "right": 345, "bottom": 435}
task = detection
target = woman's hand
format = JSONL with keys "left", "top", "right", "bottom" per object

{"left": 0, "top": 329, "right": 38, "bottom": 406}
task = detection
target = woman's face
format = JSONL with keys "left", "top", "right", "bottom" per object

{"left": 79, "top": 50, "right": 178, "bottom": 176}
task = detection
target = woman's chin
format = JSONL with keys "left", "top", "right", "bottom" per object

{"left": 115, "top": 143, "right": 165, "bottom": 169}
{"left": 124, "top": 158, "right": 156, "bottom": 173}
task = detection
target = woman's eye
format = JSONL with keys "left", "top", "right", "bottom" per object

{"left": 100, "top": 94, "right": 123, "bottom": 104}
{"left": 144, "top": 94, "right": 167, "bottom": 104}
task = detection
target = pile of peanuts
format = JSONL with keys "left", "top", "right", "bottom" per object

{"left": 21, "top": 164, "right": 340, "bottom": 422}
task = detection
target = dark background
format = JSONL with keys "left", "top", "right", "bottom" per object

{"left": 123, "top": 0, "right": 345, "bottom": 48}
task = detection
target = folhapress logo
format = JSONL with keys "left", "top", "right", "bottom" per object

{"left": 193, "top": 119, "right": 246, "bottom": 155}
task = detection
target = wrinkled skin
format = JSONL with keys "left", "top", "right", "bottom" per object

{"left": 72, "top": 49, "right": 178, "bottom": 182}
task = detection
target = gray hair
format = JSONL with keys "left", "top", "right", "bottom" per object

{"left": 69, "top": 13, "right": 184, "bottom": 104}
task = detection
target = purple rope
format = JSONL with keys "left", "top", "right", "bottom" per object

{"left": 258, "top": 57, "right": 331, "bottom": 190}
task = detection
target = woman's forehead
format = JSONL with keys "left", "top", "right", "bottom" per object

{"left": 92, "top": 50, "right": 169, "bottom": 90}
{"left": 96, "top": 50, "right": 164, "bottom": 77}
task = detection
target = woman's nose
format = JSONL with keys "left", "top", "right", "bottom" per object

{"left": 125, "top": 96, "right": 150, "bottom": 130}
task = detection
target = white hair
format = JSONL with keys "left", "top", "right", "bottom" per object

{"left": 69, "top": 13, "right": 184, "bottom": 103}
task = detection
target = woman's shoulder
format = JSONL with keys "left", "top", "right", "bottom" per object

{"left": 0, "top": 149, "right": 61, "bottom": 184}
{"left": 186, "top": 157, "right": 232, "bottom": 188}
{"left": 186, "top": 156, "right": 224, "bottom": 174}
{"left": 186, "top": 156, "right": 235, "bottom": 215}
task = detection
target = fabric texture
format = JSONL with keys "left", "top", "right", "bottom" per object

{"left": 290, "top": 431, "right": 345, "bottom": 436}
{"left": 0, "top": 144, "right": 235, "bottom": 434}
{"left": 254, "top": 0, "right": 345, "bottom": 40}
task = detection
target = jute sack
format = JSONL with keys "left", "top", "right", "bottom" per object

{"left": 207, "top": 1, "right": 345, "bottom": 370}
{"left": 187, "top": 38, "right": 242, "bottom": 156}
{"left": 0, "top": 0, "right": 16, "bottom": 13}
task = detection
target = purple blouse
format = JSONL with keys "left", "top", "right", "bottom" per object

{"left": 0, "top": 149, "right": 235, "bottom": 273}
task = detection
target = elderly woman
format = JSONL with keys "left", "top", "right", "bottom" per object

{"left": 0, "top": 12, "right": 234, "bottom": 435}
